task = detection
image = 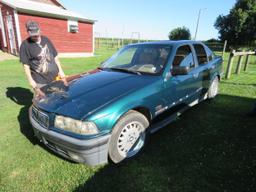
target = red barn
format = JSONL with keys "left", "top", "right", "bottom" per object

{"left": 0, "top": 0, "right": 96, "bottom": 57}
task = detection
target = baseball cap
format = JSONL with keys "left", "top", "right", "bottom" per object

{"left": 26, "top": 21, "right": 40, "bottom": 36}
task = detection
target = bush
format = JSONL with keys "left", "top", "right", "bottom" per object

{"left": 168, "top": 26, "right": 191, "bottom": 40}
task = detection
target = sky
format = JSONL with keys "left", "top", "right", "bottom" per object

{"left": 60, "top": 0, "right": 236, "bottom": 40}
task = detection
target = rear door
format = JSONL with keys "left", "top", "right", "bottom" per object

{"left": 204, "top": 44, "right": 220, "bottom": 81}
{"left": 193, "top": 44, "right": 211, "bottom": 95}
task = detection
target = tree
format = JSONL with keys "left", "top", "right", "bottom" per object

{"left": 168, "top": 27, "right": 191, "bottom": 40}
{"left": 214, "top": 0, "right": 256, "bottom": 47}
{"left": 205, "top": 38, "right": 221, "bottom": 43}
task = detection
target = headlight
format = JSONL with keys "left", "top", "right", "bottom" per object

{"left": 54, "top": 115, "right": 99, "bottom": 135}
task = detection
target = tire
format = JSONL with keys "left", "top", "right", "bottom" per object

{"left": 208, "top": 76, "right": 219, "bottom": 99}
{"left": 108, "top": 110, "right": 149, "bottom": 164}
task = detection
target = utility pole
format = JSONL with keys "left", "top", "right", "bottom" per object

{"left": 194, "top": 8, "right": 206, "bottom": 40}
{"left": 130, "top": 32, "right": 141, "bottom": 44}
{"left": 121, "top": 25, "right": 125, "bottom": 47}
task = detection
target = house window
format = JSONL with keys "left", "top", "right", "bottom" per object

{"left": 68, "top": 20, "right": 79, "bottom": 33}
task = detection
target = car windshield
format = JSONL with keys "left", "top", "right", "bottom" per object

{"left": 101, "top": 44, "right": 172, "bottom": 75}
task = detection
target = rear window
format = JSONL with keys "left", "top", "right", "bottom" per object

{"left": 204, "top": 45, "right": 215, "bottom": 61}
{"left": 193, "top": 44, "right": 208, "bottom": 65}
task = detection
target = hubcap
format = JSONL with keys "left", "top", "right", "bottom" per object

{"left": 211, "top": 79, "right": 218, "bottom": 97}
{"left": 117, "top": 121, "right": 145, "bottom": 158}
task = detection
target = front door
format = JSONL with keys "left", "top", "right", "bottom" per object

{"left": 163, "top": 45, "right": 200, "bottom": 107}
{"left": 6, "top": 13, "right": 17, "bottom": 55}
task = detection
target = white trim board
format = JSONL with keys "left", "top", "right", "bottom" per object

{"left": 92, "top": 24, "right": 95, "bottom": 54}
{"left": 13, "top": 10, "right": 22, "bottom": 48}
{"left": 0, "top": 7, "right": 7, "bottom": 47}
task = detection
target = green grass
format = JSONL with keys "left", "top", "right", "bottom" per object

{"left": 0, "top": 49, "right": 255, "bottom": 192}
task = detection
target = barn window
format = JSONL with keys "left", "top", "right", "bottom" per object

{"left": 68, "top": 20, "right": 79, "bottom": 33}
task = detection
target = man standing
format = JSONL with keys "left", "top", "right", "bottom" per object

{"left": 20, "top": 21, "right": 66, "bottom": 97}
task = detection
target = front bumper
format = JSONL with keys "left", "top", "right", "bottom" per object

{"left": 29, "top": 107, "right": 111, "bottom": 166}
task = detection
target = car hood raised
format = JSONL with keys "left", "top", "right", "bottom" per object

{"left": 34, "top": 70, "right": 157, "bottom": 119}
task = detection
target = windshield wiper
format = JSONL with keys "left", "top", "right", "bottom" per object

{"left": 97, "top": 67, "right": 104, "bottom": 70}
{"left": 107, "top": 68, "right": 141, "bottom": 75}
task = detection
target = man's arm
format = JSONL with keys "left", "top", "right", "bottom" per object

{"left": 23, "top": 64, "right": 37, "bottom": 88}
{"left": 55, "top": 56, "right": 65, "bottom": 77}
{"left": 46, "top": 36, "right": 66, "bottom": 80}
{"left": 55, "top": 56, "right": 68, "bottom": 85}
{"left": 46, "top": 36, "right": 67, "bottom": 84}
{"left": 23, "top": 64, "right": 45, "bottom": 96}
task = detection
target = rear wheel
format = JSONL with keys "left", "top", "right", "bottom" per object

{"left": 108, "top": 110, "right": 149, "bottom": 164}
{"left": 208, "top": 76, "right": 219, "bottom": 99}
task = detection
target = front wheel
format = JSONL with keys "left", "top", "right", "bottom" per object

{"left": 208, "top": 76, "right": 219, "bottom": 99}
{"left": 108, "top": 110, "right": 149, "bottom": 164}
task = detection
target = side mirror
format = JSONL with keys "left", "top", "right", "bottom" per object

{"left": 172, "top": 66, "right": 190, "bottom": 76}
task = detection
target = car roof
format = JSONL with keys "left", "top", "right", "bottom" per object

{"left": 130, "top": 40, "right": 204, "bottom": 46}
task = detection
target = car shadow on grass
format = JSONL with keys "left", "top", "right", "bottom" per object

{"left": 221, "top": 81, "right": 256, "bottom": 87}
{"left": 74, "top": 94, "right": 256, "bottom": 192}
{"left": 5, "top": 87, "right": 78, "bottom": 163}
{"left": 5, "top": 87, "right": 38, "bottom": 145}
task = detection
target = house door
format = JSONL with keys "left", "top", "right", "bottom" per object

{"left": 6, "top": 14, "right": 17, "bottom": 55}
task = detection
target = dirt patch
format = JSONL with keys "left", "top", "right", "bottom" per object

{"left": 0, "top": 51, "right": 18, "bottom": 61}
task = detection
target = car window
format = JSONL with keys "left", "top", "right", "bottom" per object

{"left": 204, "top": 45, "right": 215, "bottom": 61}
{"left": 193, "top": 44, "right": 208, "bottom": 65}
{"left": 105, "top": 47, "right": 137, "bottom": 67}
{"left": 102, "top": 44, "right": 172, "bottom": 75}
{"left": 173, "top": 45, "right": 195, "bottom": 68}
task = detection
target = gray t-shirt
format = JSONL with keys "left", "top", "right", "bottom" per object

{"left": 20, "top": 36, "right": 59, "bottom": 84}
